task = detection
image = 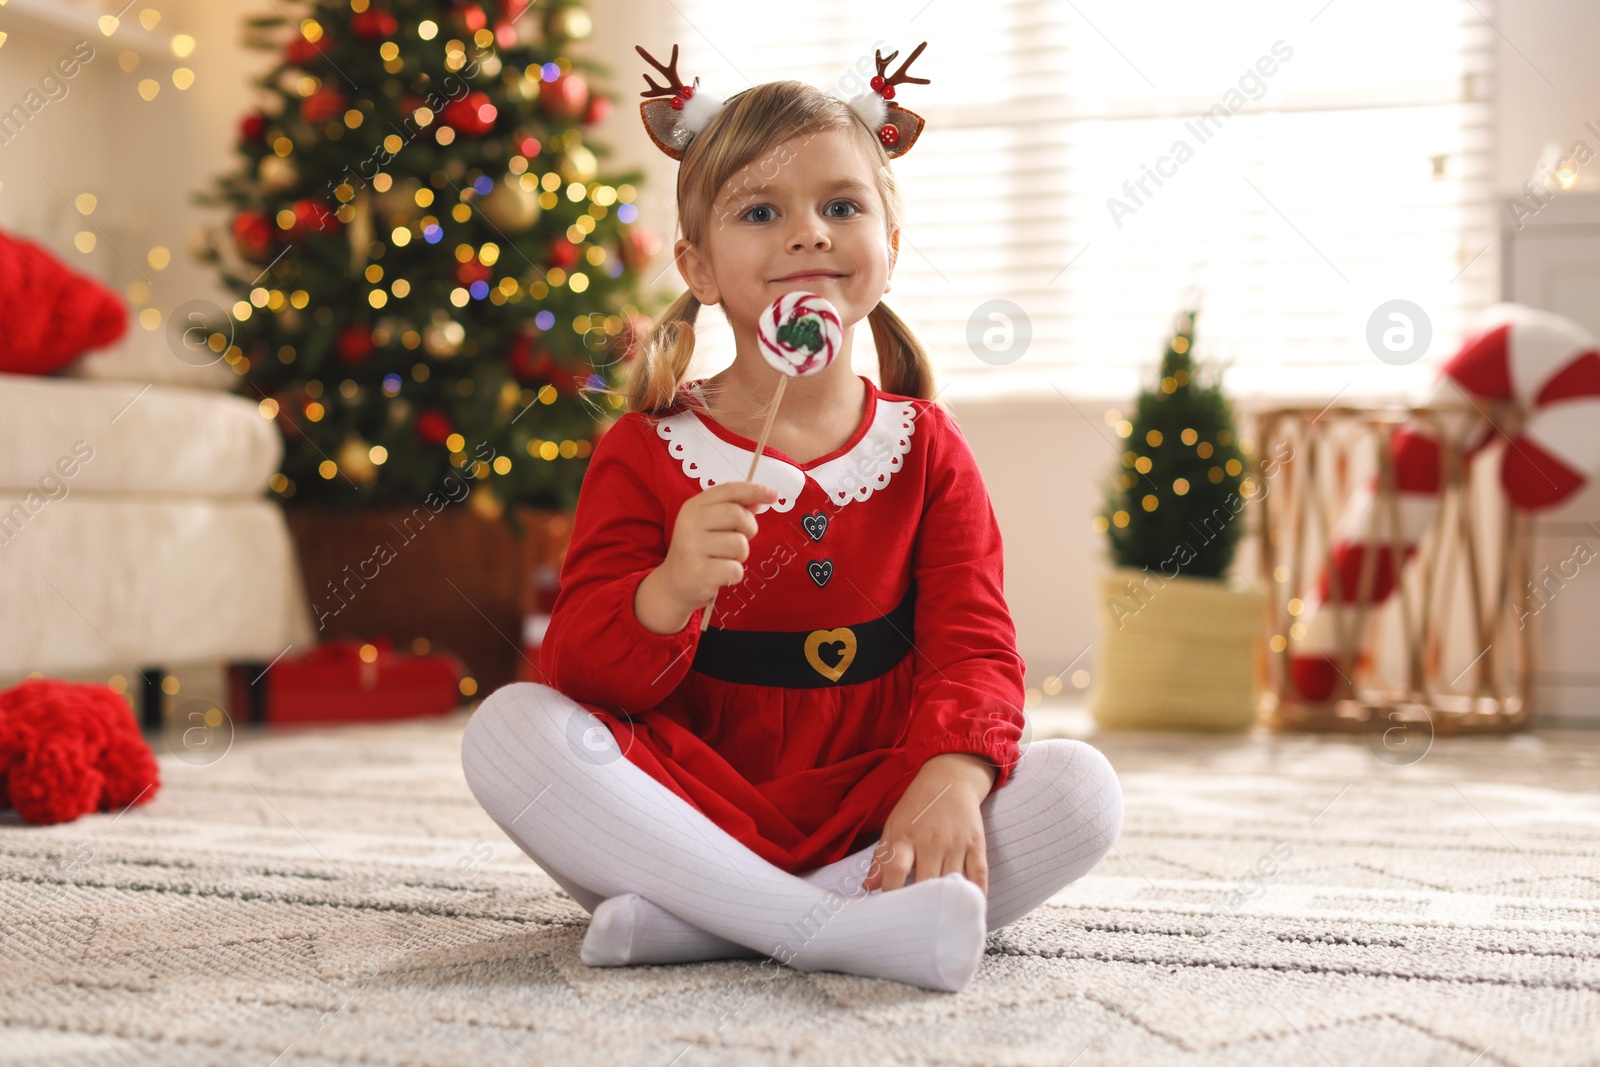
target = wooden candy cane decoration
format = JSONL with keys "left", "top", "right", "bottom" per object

{"left": 1290, "top": 303, "right": 1600, "bottom": 700}
{"left": 699, "top": 292, "right": 843, "bottom": 629}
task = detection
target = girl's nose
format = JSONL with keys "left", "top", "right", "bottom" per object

{"left": 788, "top": 222, "right": 830, "bottom": 251}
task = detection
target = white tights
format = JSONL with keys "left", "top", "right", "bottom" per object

{"left": 459, "top": 682, "right": 1123, "bottom": 992}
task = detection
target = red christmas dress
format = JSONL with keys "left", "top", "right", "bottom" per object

{"left": 538, "top": 373, "right": 1027, "bottom": 874}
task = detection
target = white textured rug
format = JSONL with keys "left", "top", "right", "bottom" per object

{"left": 3, "top": 708, "right": 1598, "bottom": 1066}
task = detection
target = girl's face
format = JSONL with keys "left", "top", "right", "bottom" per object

{"left": 676, "top": 126, "right": 899, "bottom": 340}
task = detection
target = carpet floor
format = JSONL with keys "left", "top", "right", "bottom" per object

{"left": 2, "top": 707, "right": 1598, "bottom": 1066}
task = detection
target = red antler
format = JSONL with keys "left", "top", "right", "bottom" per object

{"left": 874, "top": 42, "right": 930, "bottom": 93}
{"left": 636, "top": 44, "right": 691, "bottom": 99}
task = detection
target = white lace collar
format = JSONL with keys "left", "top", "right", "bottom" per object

{"left": 653, "top": 379, "right": 919, "bottom": 513}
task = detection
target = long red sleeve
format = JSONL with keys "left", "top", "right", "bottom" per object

{"left": 897, "top": 403, "right": 1028, "bottom": 792}
{"left": 538, "top": 414, "right": 703, "bottom": 715}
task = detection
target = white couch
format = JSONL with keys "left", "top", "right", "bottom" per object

{"left": 0, "top": 328, "right": 315, "bottom": 727}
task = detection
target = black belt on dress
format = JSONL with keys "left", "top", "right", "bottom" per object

{"left": 691, "top": 584, "right": 917, "bottom": 688}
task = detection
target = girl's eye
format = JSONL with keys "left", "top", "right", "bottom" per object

{"left": 741, "top": 200, "right": 862, "bottom": 223}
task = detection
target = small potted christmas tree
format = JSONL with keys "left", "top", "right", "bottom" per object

{"left": 1090, "top": 308, "right": 1262, "bottom": 730}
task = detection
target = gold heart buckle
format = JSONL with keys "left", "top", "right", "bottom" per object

{"left": 804, "top": 627, "right": 857, "bottom": 683}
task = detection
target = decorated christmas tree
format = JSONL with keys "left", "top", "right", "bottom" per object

{"left": 1096, "top": 308, "right": 1249, "bottom": 579}
{"left": 196, "top": 0, "right": 663, "bottom": 527}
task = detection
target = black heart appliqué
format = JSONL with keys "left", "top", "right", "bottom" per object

{"left": 801, "top": 512, "right": 828, "bottom": 542}
{"left": 807, "top": 559, "right": 833, "bottom": 588}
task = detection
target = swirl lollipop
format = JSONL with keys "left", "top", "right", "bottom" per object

{"left": 699, "top": 292, "right": 841, "bottom": 628}
{"left": 758, "top": 291, "right": 843, "bottom": 377}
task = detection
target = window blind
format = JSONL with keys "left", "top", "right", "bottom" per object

{"left": 665, "top": 0, "right": 1496, "bottom": 400}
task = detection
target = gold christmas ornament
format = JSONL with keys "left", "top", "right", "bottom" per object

{"left": 548, "top": 7, "right": 591, "bottom": 41}
{"left": 479, "top": 178, "right": 542, "bottom": 231}
{"left": 424, "top": 318, "right": 464, "bottom": 357}
{"left": 337, "top": 435, "right": 378, "bottom": 486}
{"left": 558, "top": 143, "right": 597, "bottom": 184}
{"left": 258, "top": 154, "right": 297, "bottom": 191}
{"left": 497, "top": 378, "right": 520, "bottom": 416}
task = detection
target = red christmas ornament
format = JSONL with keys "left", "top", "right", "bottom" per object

{"left": 455, "top": 258, "right": 493, "bottom": 287}
{"left": 507, "top": 334, "right": 538, "bottom": 380}
{"left": 295, "top": 198, "right": 341, "bottom": 236}
{"left": 416, "top": 409, "right": 454, "bottom": 445}
{"left": 581, "top": 94, "right": 612, "bottom": 126}
{"left": 617, "top": 227, "right": 660, "bottom": 271}
{"left": 499, "top": 0, "right": 531, "bottom": 21}
{"left": 455, "top": 3, "right": 488, "bottom": 32}
{"left": 231, "top": 210, "right": 275, "bottom": 262}
{"left": 351, "top": 8, "right": 399, "bottom": 39}
{"left": 285, "top": 33, "right": 332, "bottom": 67}
{"left": 546, "top": 238, "right": 580, "bottom": 271}
{"left": 508, "top": 336, "right": 580, "bottom": 392}
{"left": 300, "top": 86, "right": 348, "bottom": 124}
{"left": 519, "top": 135, "right": 543, "bottom": 158}
{"left": 878, "top": 125, "right": 899, "bottom": 148}
{"left": 239, "top": 111, "right": 268, "bottom": 142}
{"left": 539, "top": 71, "right": 589, "bottom": 120}
{"left": 335, "top": 325, "right": 375, "bottom": 364}
{"left": 273, "top": 211, "right": 303, "bottom": 242}
{"left": 441, "top": 91, "right": 496, "bottom": 136}
{"left": 278, "top": 199, "right": 339, "bottom": 242}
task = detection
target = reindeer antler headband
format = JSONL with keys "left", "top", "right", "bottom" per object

{"left": 635, "top": 42, "right": 930, "bottom": 161}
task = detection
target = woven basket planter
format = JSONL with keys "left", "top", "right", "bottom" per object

{"left": 1089, "top": 567, "right": 1261, "bottom": 731}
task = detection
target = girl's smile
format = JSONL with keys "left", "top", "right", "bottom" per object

{"left": 770, "top": 270, "right": 848, "bottom": 283}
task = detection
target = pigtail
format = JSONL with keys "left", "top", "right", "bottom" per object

{"left": 868, "top": 301, "right": 936, "bottom": 401}
{"left": 581, "top": 288, "right": 710, "bottom": 418}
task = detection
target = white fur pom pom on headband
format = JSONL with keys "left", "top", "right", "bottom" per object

{"left": 846, "top": 89, "right": 887, "bottom": 134}
{"left": 635, "top": 42, "right": 930, "bottom": 161}
{"left": 677, "top": 82, "right": 725, "bottom": 139}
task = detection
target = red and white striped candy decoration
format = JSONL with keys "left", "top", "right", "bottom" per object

{"left": 757, "top": 291, "right": 842, "bottom": 378}
{"left": 1289, "top": 303, "right": 1600, "bottom": 701}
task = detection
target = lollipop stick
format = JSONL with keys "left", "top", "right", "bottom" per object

{"left": 699, "top": 375, "right": 788, "bottom": 629}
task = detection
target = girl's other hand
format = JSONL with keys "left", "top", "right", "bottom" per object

{"left": 657, "top": 481, "right": 780, "bottom": 616}
{"left": 862, "top": 753, "right": 995, "bottom": 896}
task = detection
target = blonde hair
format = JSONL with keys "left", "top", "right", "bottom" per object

{"left": 582, "top": 80, "right": 935, "bottom": 419}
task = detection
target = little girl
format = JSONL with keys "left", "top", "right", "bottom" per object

{"left": 460, "top": 42, "right": 1123, "bottom": 994}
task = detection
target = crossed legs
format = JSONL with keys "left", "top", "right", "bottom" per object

{"left": 459, "top": 682, "right": 1123, "bottom": 989}
{"left": 580, "top": 719, "right": 1125, "bottom": 965}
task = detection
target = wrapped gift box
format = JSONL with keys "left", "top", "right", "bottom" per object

{"left": 229, "top": 639, "right": 466, "bottom": 725}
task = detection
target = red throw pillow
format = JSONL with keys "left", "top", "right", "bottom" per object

{"left": 0, "top": 228, "right": 128, "bottom": 375}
